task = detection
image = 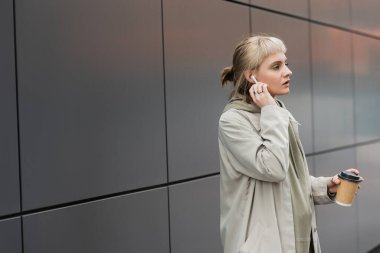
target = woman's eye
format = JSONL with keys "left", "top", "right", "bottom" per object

{"left": 272, "top": 65, "right": 280, "bottom": 70}
{"left": 285, "top": 62, "right": 289, "bottom": 66}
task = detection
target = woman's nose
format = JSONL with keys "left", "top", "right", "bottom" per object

{"left": 285, "top": 66, "right": 292, "bottom": 77}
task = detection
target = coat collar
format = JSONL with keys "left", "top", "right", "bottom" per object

{"left": 223, "top": 95, "right": 291, "bottom": 132}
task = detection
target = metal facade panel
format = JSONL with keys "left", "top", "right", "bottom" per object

{"left": 23, "top": 188, "right": 170, "bottom": 253}
{"left": 164, "top": 0, "right": 250, "bottom": 181}
{"left": 357, "top": 143, "right": 380, "bottom": 253}
{"left": 169, "top": 176, "right": 221, "bottom": 253}
{"left": 249, "top": 0, "right": 308, "bottom": 18}
{"left": 0, "top": 218, "right": 22, "bottom": 253}
{"left": 353, "top": 35, "right": 380, "bottom": 142}
{"left": 310, "top": 0, "right": 351, "bottom": 28}
{"left": 0, "top": 0, "right": 20, "bottom": 215}
{"left": 311, "top": 25, "right": 354, "bottom": 151}
{"left": 314, "top": 148, "right": 358, "bottom": 253}
{"left": 352, "top": 0, "right": 380, "bottom": 37}
{"left": 16, "top": 0, "right": 166, "bottom": 210}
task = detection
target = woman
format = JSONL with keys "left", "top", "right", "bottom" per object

{"left": 218, "top": 35, "right": 362, "bottom": 253}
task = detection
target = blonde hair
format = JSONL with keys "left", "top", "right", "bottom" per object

{"left": 221, "top": 35, "right": 287, "bottom": 100}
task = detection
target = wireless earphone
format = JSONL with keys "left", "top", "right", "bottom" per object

{"left": 250, "top": 75, "right": 258, "bottom": 83}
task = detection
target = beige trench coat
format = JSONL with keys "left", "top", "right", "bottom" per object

{"left": 219, "top": 104, "right": 334, "bottom": 253}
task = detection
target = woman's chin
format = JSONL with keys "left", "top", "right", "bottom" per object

{"left": 282, "top": 87, "right": 290, "bottom": 95}
{"left": 273, "top": 89, "right": 290, "bottom": 96}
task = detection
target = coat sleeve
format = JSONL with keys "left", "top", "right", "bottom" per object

{"left": 310, "top": 176, "right": 335, "bottom": 205}
{"left": 219, "top": 105, "right": 290, "bottom": 182}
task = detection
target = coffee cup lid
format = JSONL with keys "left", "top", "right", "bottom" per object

{"left": 338, "top": 171, "right": 361, "bottom": 183}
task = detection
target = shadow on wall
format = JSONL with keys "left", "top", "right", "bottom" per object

{"left": 369, "top": 244, "right": 380, "bottom": 253}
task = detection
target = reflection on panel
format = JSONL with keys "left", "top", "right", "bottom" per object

{"left": 170, "top": 176, "right": 221, "bottom": 253}
{"left": 311, "top": 25, "right": 354, "bottom": 151}
{"left": 353, "top": 35, "right": 380, "bottom": 142}
{"left": 24, "top": 188, "right": 169, "bottom": 253}
{"left": 357, "top": 143, "right": 380, "bottom": 253}
{"left": 17, "top": 0, "right": 166, "bottom": 210}
{"left": 0, "top": 217, "right": 22, "bottom": 253}
{"left": 249, "top": 0, "right": 308, "bottom": 18}
{"left": 164, "top": 0, "right": 249, "bottom": 181}
{"left": 251, "top": 9, "right": 313, "bottom": 154}
{"left": 310, "top": 0, "right": 350, "bottom": 28}
{"left": 0, "top": 0, "right": 20, "bottom": 215}
{"left": 351, "top": 0, "right": 380, "bottom": 37}
{"left": 314, "top": 148, "right": 357, "bottom": 253}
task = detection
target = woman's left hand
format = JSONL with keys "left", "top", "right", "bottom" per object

{"left": 327, "top": 168, "right": 364, "bottom": 194}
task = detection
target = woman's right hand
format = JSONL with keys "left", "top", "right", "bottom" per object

{"left": 327, "top": 168, "right": 364, "bottom": 194}
{"left": 249, "top": 82, "right": 276, "bottom": 108}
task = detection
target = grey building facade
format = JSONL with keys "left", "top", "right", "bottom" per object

{"left": 1, "top": 0, "right": 380, "bottom": 252}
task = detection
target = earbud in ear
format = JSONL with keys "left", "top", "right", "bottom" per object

{"left": 250, "top": 75, "right": 258, "bottom": 83}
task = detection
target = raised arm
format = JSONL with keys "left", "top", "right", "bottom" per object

{"left": 219, "top": 105, "right": 290, "bottom": 182}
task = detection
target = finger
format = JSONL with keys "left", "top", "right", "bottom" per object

{"left": 346, "top": 168, "right": 360, "bottom": 174}
{"left": 352, "top": 169, "right": 359, "bottom": 174}
{"left": 249, "top": 85, "right": 256, "bottom": 99}
{"left": 249, "top": 85, "right": 260, "bottom": 102}
{"left": 252, "top": 84, "right": 258, "bottom": 96}
{"left": 257, "top": 83, "right": 263, "bottom": 94}
{"left": 254, "top": 84, "right": 263, "bottom": 98}
{"left": 262, "top": 84, "right": 269, "bottom": 94}
{"left": 332, "top": 176, "right": 341, "bottom": 185}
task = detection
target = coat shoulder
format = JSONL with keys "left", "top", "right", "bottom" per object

{"left": 220, "top": 109, "right": 261, "bottom": 131}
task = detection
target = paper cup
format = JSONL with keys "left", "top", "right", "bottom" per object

{"left": 336, "top": 171, "right": 361, "bottom": 206}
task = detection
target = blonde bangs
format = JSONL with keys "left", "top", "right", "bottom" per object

{"left": 246, "top": 36, "right": 287, "bottom": 70}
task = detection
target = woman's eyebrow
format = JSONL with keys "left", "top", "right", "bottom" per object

{"left": 270, "top": 60, "right": 285, "bottom": 65}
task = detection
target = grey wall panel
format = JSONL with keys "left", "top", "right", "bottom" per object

{"left": 357, "top": 143, "right": 380, "bottom": 253}
{"left": 16, "top": 0, "right": 166, "bottom": 210}
{"left": 251, "top": 9, "right": 313, "bottom": 154}
{"left": 164, "top": 0, "right": 249, "bottom": 181}
{"left": 0, "top": 0, "right": 20, "bottom": 215}
{"left": 353, "top": 35, "right": 380, "bottom": 143}
{"left": 170, "top": 176, "right": 221, "bottom": 253}
{"left": 306, "top": 156, "right": 315, "bottom": 175}
{"left": 24, "top": 188, "right": 169, "bottom": 253}
{"left": 0, "top": 217, "right": 22, "bottom": 253}
{"left": 311, "top": 25, "right": 354, "bottom": 152}
{"left": 250, "top": 0, "right": 308, "bottom": 18}
{"left": 351, "top": 0, "right": 380, "bottom": 37}
{"left": 310, "top": 0, "right": 351, "bottom": 28}
{"left": 314, "top": 148, "right": 358, "bottom": 253}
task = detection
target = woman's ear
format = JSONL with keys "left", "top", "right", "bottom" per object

{"left": 244, "top": 71, "right": 255, "bottom": 83}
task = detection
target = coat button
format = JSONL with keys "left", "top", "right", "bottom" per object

{"left": 313, "top": 227, "right": 317, "bottom": 232}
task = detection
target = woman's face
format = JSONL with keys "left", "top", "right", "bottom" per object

{"left": 255, "top": 52, "right": 292, "bottom": 96}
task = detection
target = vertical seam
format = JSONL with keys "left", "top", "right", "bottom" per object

{"left": 12, "top": 0, "right": 25, "bottom": 252}
{"left": 160, "top": 0, "right": 171, "bottom": 252}
{"left": 308, "top": 21, "right": 316, "bottom": 157}
{"left": 348, "top": 2, "right": 359, "bottom": 252}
